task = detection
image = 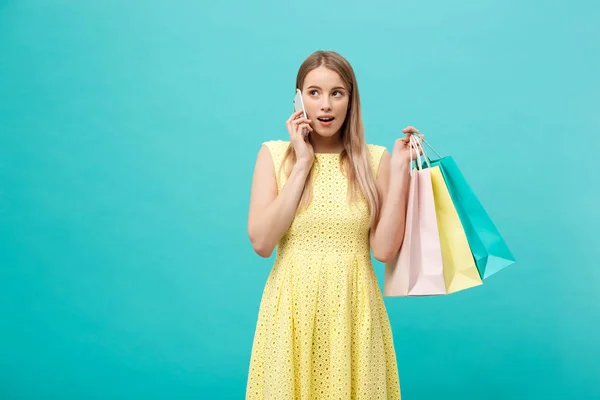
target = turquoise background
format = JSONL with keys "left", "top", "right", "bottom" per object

{"left": 1, "top": 0, "right": 599, "bottom": 399}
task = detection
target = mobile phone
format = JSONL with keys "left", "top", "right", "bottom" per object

{"left": 293, "top": 88, "right": 308, "bottom": 119}
{"left": 293, "top": 88, "right": 309, "bottom": 136}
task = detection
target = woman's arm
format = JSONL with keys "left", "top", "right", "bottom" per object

{"left": 370, "top": 126, "right": 420, "bottom": 263}
{"left": 369, "top": 149, "right": 411, "bottom": 263}
{"left": 247, "top": 145, "right": 311, "bottom": 258}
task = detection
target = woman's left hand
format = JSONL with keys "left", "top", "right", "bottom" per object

{"left": 392, "top": 126, "right": 423, "bottom": 165}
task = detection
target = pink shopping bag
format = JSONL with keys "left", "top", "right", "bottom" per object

{"left": 384, "top": 136, "right": 447, "bottom": 296}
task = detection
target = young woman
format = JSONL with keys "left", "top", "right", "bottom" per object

{"left": 246, "top": 50, "right": 420, "bottom": 399}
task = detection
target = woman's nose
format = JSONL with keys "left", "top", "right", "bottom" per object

{"left": 320, "top": 98, "right": 332, "bottom": 110}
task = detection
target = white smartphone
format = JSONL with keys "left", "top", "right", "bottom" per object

{"left": 293, "top": 88, "right": 309, "bottom": 136}
{"left": 293, "top": 88, "right": 308, "bottom": 119}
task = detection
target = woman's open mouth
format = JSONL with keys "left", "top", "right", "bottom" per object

{"left": 317, "top": 117, "right": 335, "bottom": 127}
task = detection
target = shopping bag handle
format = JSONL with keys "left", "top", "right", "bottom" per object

{"left": 420, "top": 136, "right": 443, "bottom": 159}
{"left": 409, "top": 135, "right": 421, "bottom": 174}
{"left": 410, "top": 134, "right": 434, "bottom": 171}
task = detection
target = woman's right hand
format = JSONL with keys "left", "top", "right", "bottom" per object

{"left": 286, "top": 110, "right": 314, "bottom": 168}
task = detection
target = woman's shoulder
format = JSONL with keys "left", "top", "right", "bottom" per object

{"left": 366, "top": 143, "right": 387, "bottom": 151}
{"left": 262, "top": 139, "right": 290, "bottom": 146}
{"left": 262, "top": 139, "right": 291, "bottom": 153}
{"left": 366, "top": 143, "right": 389, "bottom": 176}
{"left": 260, "top": 140, "right": 291, "bottom": 171}
{"left": 366, "top": 143, "right": 388, "bottom": 158}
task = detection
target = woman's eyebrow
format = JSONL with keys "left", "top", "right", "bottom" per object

{"left": 307, "top": 85, "right": 347, "bottom": 91}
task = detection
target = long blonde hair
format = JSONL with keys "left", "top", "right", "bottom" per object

{"left": 280, "top": 50, "right": 381, "bottom": 228}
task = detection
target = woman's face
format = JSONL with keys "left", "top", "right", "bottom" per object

{"left": 301, "top": 66, "right": 350, "bottom": 138}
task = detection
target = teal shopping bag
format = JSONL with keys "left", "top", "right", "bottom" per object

{"left": 421, "top": 139, "right": 516, "bottom": 279}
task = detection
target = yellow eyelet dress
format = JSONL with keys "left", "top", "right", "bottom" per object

{"left": 246, "top": 140, "right": 401, "bottom": 400}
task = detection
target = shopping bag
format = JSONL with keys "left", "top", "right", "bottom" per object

{"left": 384, "top": 136, "right": 446, "bottom": 296}
{"left": 429, "top": 165, "right": 483, "bottom": 293}
{"left": 423, "top": 141, "right": 516, "bottom": 279}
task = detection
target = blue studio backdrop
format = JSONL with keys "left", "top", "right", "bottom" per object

{"left": 1, "top": 1, "right": 599, "bottom": 399}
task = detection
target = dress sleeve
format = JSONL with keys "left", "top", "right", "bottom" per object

{"left": 367, "top": 144, "right": 387, "bottom": 178}
{"left": 262, "top": 140, "right": 291, "bottom": 191}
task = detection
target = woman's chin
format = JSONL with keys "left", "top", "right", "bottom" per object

{"left": 312, "top": 127, "right": 340, "bottom": 138}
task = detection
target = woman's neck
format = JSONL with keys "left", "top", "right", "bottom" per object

{"left": 310, "top": 133, "right": 344, "bottom": 154}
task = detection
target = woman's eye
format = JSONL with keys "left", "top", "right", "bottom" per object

{"left": 310, "top": 90, "right": 319, "bottom": 96}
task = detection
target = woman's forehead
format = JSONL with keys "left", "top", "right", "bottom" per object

{"left": 303, "top": 67, "right": 346, "bottom": 89}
